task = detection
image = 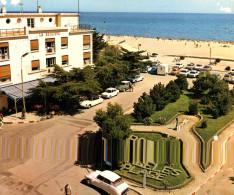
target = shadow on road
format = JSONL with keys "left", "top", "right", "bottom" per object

{"left": 80, "top": 179, "right": 109, "bottom": 195}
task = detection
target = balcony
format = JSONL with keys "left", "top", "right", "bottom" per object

{"left": 70, "top": 24, "right": 91, "bottom": 32}
{"left": 0, "top": 54, "right": 9, "bottom": 60}
{"left": 0, "top": 28, "right": 26, "bottom": 37}
{"left": 46, "top": 47, "right": 55, "bottom": 54}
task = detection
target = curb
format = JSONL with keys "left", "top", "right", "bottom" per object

{"left": 129, "top": 187, "right": 143, "bottom": 195}
{"left": 3, "top": 119, "right": 41, "bottom": 125}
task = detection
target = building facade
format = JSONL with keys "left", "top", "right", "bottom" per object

{"left": 0, "top": 6, "right": 93, "bottom": 110}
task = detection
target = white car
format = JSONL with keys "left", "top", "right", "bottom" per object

{"left": 185, "top": 63, "right": 195, "bottom": 70}
{"left": 85, "top": 170, "right": 129, "bottom": 195}
{"left": 194, "top": 64, "right": 203, "bottom": 71}
{"left": 179, "top": 69, "right": 190, "bottom": 76}
{"left": 187, "top": 70, "right": 199, "bottom": 78}
{"left": 175, "top": 62, "right": 184, "bottom": 69}
{"left": 127, "top": 75, "right": 144, "bottom": 83}
{"left": 101, "top": 88, "right": 119, "bottom": 98}
{"left": 80, "top": 96, "right": 104, "bottom": 108}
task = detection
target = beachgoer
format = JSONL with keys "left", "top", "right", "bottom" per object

{"left": 0, "top": 113, "right": 3, "bottom": 130}
{"left": 65, "top": 183, "right": 72, "bottom": 195}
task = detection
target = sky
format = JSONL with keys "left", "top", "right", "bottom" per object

{"left": 0, "top": 0, "right": 234, "bottom": 14}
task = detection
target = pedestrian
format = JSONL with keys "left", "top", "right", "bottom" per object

{"left": 65, "top": 183, "right": 72, "bottom": 195}
{"left": 0, "top": 112, "right": 3, "bottom": 130}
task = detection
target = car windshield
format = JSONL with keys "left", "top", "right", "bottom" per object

{"left": 181, "top": 70, "right": 186, "bottom": 72}
{"left": 113, "top": 178, "right": 124, "bottom": 187}
{"left": 197, "top": 64, "right": 202, "bottom": 67}
{"left": 190, "top": 71, "right": 196, "bottom": 74}
{"left": 106, "top": 90, "right": 113, "bottom": 93}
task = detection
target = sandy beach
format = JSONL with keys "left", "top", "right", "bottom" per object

{"left": 107, "top": 35, "right": 234, "bottom": 72}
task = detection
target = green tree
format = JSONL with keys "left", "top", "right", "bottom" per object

{"left": 150, "top": 83, "right": 168, "bottom": 110}
{"left": 174, "top": 74, "right": 188, "bottom": 91}
{"left": 94, "top": 103, "right": 132, "bottom": 139}
{"left": 133, "top": 92, "right": 156, "bottom": 122}
{"left": 166, "top": 80, "right": 181, "bottom": 102}
{"left": 192, "top": 72, "right": 218, "bottom": 95}
{"left": 93, "top": 28, "right": 107, "bottom": 62}
{"left": 188, "top": 100, "right": 198, "bottom": 115}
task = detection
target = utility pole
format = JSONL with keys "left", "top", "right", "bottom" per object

{"left": 210, "top": 46, "right": 211, "bottom": 64}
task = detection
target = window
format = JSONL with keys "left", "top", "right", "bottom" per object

{"left": 45, "top": 38, "right": 55, "bottom": 53}
{"left": 62, "top": 55, "right": 68, "bottom": 65}
{"left": 0, "top": 65, "right": 11, "bottom": 82}
{"left": 6, "top": 18, "right": 11, "bottom": 24}
{"left": 0, "top": 43, "right": 9, "bottom": 60}
{"left": 46, "top": 57, "right": 56, "bottom": 68}
{"left": 83, "top": 52, "right": 91, "bottom": 65}
{"left": 30, "top": 40, "right": 39, "bottom": 51}
{"left": 49, "top": 18, "right": 53, "bottom": 22}
{"left": 83, "top": 35, "right": 90, "bottom": 50}
{"left": 27, "top": 18, "right": 35, "bottom": 28}
{"left": 61, "top": 37, "right": 68, "bottom": 48}
{"left": 31, "top": 60, "right": 40, "bottom": 71}
{"left": 97, "top": 175, "right": 105, "bottom": 181}
{"left": 103, "top": 178, "right": 111, "bottom": 185}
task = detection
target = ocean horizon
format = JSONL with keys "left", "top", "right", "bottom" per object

{"left": 79, "top": 12, "right": 234, "bottom": 42}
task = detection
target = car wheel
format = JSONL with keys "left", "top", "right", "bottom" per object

{"left": 86, "top": 179, "right": 91, "bottom": 185}
{"left": 88, "top": 104, "right": 91, "bottom": 108}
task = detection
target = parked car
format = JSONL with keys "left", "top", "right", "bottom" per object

{"left": 116, "top": 81, "right": 132, "bottom": 92}
{"left": 80, "top": 96, "right": 103, "bottom": 108}
{"left": 231, "top": 68, "right": 234, "bottom": 75}
{"left": 157, "top": 64, "right": 169, "bottom": 75}
{"left": 127, "top": 75, "right": 144, "bottom": 83}
{"left": 170, "top": 66, "right": 181, "bottom": 75}
{"left": 187, "top": 70, "right": 199, "bottom": 78}
{"left": 202, "top": 65, "right": 212, "bottom": 71}
{"left": 149, "top": 66, "right": 157, "bottom": 74}
{"left": 185, "top": 63, "right": 195, "bottom": 70}
{"left": 223, "top": 73, "right": 234, "bottom": 84}
{"left": 194, "top": 64, "right": 203, "bottom": 71}
{"left": 175, "top": 62, "right": 184, "bottom": 69}
{"left": 212, "top": 73, "right": 221, "bottom": 79}
{"left": 179, "top": 69, "right": 190, "bottom": 76}
{"left": 101, "top": 88, "right": 119, "bottom": 98}
{"left": 85, "top": 170, "right": 129, "bottom": 195}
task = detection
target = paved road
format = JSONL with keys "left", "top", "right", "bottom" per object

{"left": 0, "top": 73, "right": 233, "bottom": 195}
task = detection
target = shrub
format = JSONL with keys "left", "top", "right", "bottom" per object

{"left": 188, "top": 100, "right": 198, "bottom": 115}
{"left": 166, "top": 80, "right": 181, "bottom": 102}
{"left": 201, "top": 120, "right": 207, "bottom": 128}
{"left": 201, "top": 95, "right": 210, "bottom": 105}
{"left": 225, "top": 66, "right": 231, "bottom": 71}
{"left": 150, "top": 83, "right": 167, "bottom": 111}
{"left": 133, "top": 93, "right": 156, "bottom": 122}
{"left": 156, "top": 117, "right": 166, "bottom": 125}
{"left": 174, "top": 74, "right": 188, "bottom": 91}
{"left": 180, "top": 56, "right": 185, "bottom": 60}
{"left": 143, "top": 117, "right": 153, "bottom": 126}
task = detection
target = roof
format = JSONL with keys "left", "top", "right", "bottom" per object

{"left": 0, "top": 77, "right": 56, "bottom": 100}
{"left": 100, "top": 170, "right": 120, "bottom": 182}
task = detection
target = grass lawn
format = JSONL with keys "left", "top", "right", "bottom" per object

{"left": 196, "top": 106, "right": 234, "bottom": 142}
{"left": 150, "top": 91, "right": 192, "bottom": 123}
{"left": 134, "top": 132, "right": 173, "bottom": 141}
{"left": 115, "top": 163, "right": 190, "bottom": 188}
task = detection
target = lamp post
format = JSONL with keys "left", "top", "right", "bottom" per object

{"left": 21, "top": 52, "right": 29, "bottom": 119}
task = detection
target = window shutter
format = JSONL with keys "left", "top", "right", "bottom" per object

{"left": 0, "top": 42, "right": 9, "bottom": 47}
{"left": 30, "top": 40, "right": 39, "bottom": 51}
{"left": 31, "top": 60, "right": 40, "bottom": 69}
{"left": 0, "top": 65, "right": 10, "bottom": 79}
{"left": 83, "top": 35, "right": 90, "bottom": 45}
{"left": 45, "top": 38, "right": 55, "bottom": 42}
{"left": 61, "top": 37, "right": 68, "bottom": 45}
{"left": 83, "top": 52, "right": 90, "bottom": 59}
{"left": 62, "top": 55, "right": 68, "bottom": 61}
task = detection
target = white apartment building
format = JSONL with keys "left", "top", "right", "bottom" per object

{"left": 0, "top": 6, "right": 93, "bottom": 111}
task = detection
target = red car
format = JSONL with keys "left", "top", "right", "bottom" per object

{"left": 170, "top": 66, "right": 181, "bottom": 75}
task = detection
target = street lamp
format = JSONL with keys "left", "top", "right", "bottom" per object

{"left": 21, "top": 52, "right": 29, "bottom": 119}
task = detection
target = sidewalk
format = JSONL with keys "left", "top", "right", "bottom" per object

{"left": 3, "top": 112, "right": 42, "bottom": 124}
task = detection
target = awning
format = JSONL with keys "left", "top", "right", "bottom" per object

{"left": 0, "top": 77, "right": 56, "bottom": 100}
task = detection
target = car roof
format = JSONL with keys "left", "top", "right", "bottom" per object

{"left": 106, "top": 88, "right": 116, "bottom": 90}
{"left": 100, "top": 170, "right": 120, "bottom": 182}
{"left": 121, "top": 81, "right": 130, "bottom": 83}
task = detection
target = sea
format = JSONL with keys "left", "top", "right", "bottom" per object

{"left": 79, "top": 12, "right": 234, "bottom": 42}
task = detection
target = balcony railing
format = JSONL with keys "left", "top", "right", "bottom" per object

{"left": 70, "top": 24, "right": 91, "bottom": 32}
{"left": 0, "top": 54, "right": 9, "bottom": 60}
{"left": 46, "top": 47, "right": 55, "bottom": 53}
{"left": 0, "top": 27, "right": 26, "bottom": 37}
